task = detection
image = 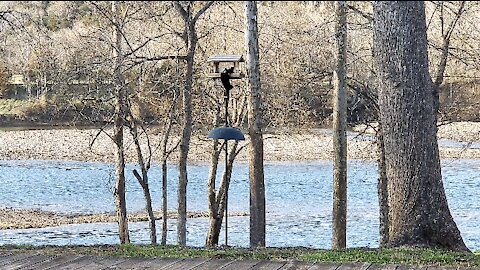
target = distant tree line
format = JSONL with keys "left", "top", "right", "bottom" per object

{"left": 0, "top": 1, "right": 478, "bottom": 127}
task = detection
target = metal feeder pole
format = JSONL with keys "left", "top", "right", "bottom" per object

{"left": 224, "top": 85, "right": 229, "bottom": 246}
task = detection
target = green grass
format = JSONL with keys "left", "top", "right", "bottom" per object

{"left": 2, "top": 245, "right": 480, "bottom": 268}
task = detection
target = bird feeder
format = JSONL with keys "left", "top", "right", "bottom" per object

{"left": 206, "top": 54, "right": 246, "bottom": 247}
{"left": 207, "top": 55, "right": 245, "bottom": 79}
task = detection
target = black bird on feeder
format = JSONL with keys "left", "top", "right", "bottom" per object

{"left": 220, "top": 67, "right": 235, "bottom": 91}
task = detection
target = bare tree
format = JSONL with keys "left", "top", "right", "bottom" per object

{"left": 432, "top": 1, "right": 466, "bottom": 116}
{"left": 173, "top": 1, "right": 215, "bottom": 246}
{"left": 159, "top": 63, "right": 181, "bottom": 246}
{"left": 129, "top": 119, "right": 157, "bottom": 245}
{"left": 125, "top": 68, "right": 157, "bottom": 245}
{"left": 245, "top": 0, "right": 265, "bottom": 248}
{"left": 205, "top": 139, "right": 245, "bottom": 247}
{"left": 205, "top": 93, "right": 247, "bottom": 247}
{"left": 332, "top": 0, "right": 348, "bottom": 250}
{"left": 112, "top": 0, "right": 129, "bottom": 244}
{"left": 373, "top": 1, "right": 468, "bottom": 251}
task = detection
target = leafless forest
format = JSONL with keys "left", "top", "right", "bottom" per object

{"left": 0, "top": 1, "right": 478, "bottom": 128}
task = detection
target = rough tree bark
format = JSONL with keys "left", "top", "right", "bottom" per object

{"left": 377, "top": 1, "right": 465, "bottom": 247}
{"left": 373, "top": 1, "right": 468, "bottom": 251}
{"left": 174, "top": 1, "right": 214, "bottom": 246}
{"left": 332, "top": 0, "right": 348, "bottom": 250}
{"left": 112, "top": 0, "right": 129, "bottom": 244}
{"left": 245, "top": 0, "right": 266, "bottom": 248}
{"left": 376, "top": 125, "right": 389, "bottom": 246}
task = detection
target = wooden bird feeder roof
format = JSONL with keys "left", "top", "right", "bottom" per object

{"left": 207, "top": 54, "right": 245, "bottom": 79}
{"left": 207, "top": 55, "right": 244, "bottom": 63}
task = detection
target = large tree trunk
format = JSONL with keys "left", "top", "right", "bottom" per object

{"left": 331, "top": 0, "right": 348, "bottom": 250}
{"left": 112, "top": 0, "right": 129, "bottom": 244}
{"left": 373, "top": 1, "right": 468, "bottom": 251}
{"left": 245, "top": 0, "right": 265, "bottom": 248}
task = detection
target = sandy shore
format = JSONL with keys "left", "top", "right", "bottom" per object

{"left": 0, "top": 121, "right": 479, "bottom": 230}
{"left": 0, "top": 208, "right": 247, "bottom": 230}
{"left": 0, "top": 122, "right": 479, "bottom": 164}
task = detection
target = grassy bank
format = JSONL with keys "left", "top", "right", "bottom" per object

{"left": 2, "top": 245, "right": 480, "bottom": 268}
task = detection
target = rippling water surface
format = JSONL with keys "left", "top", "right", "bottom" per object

{"left": 0, "top": 159, "right": 479, "bottom": 250}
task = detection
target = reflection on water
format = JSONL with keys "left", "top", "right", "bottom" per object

{"left": 0, "top": 159, "right": 479, "bottom": 250}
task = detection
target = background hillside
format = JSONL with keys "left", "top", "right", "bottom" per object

{"left": 0, "top": 1, "right": 478, "bottom": 129}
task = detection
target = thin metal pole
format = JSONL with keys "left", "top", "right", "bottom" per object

{"left": 224, "top": 81, "right": 230, "bottom": 246}
{"left": 225, "top": 139, "right": 228, "bottom": 246}
{"left": 224, "top": 88, "right": 229, "bottom": 127}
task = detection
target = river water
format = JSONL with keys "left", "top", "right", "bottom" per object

{"left": 0, "top": 159, "right": 479, "bottom": 250}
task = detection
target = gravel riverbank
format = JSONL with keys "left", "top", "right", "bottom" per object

{"left": 0, "top": 122, "right": 479, "bottom": 164}
{"left": 0, "top": 208, "right": 248, "bottom": 230}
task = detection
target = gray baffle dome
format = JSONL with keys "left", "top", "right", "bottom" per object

{"left": 208, "top": 127, "right": 245, "bottom": 141}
